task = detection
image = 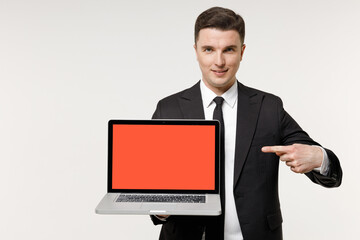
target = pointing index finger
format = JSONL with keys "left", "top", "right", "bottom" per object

{"left": 261, "top": 145, "right": 289, "bottom": 154}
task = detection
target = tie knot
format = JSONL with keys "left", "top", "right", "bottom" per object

{"left": 213, "top": 96, "right": 224, "bottom": 106}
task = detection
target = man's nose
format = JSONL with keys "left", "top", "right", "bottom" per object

{"left": 215, "top": 52, "right": 225, "bottom": 67}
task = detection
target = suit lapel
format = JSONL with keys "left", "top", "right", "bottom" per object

{"left": 179, "top": 81, "right": 205, "bottom": 119}
{"left": 233, "top": 82, "right": 263, "bottom": 188}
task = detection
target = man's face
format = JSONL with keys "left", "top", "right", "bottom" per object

{"left": 194, "top": 28, "right": 245, "bottom": 95}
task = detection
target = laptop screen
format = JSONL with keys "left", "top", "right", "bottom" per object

{"left": 108, "top": 120, "right": 219, "bottom": 193}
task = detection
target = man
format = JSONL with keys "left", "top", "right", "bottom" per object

{"left": 150, "top": 6, "right": 342, "bottom": 240}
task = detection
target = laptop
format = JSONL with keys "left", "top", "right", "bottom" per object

{"left": 95, "top": 119, "right": 221, "bottom": 216}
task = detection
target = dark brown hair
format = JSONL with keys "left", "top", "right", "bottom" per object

{"left": 194, "top": 7, "right": 245, "bottom": 44}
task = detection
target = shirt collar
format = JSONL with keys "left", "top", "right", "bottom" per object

{"left": 200, "top": 80, "right": 238, "bottom": 109}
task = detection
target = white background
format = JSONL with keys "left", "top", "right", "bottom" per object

{"left": 1, "top": 0, "right": 359, "bottom": 239}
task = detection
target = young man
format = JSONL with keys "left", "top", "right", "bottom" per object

{"left": 150, "top": 7, "right": 342, "bottom": 240}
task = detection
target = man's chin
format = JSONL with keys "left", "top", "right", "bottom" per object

{"left": 211, "top": 79, "right": 235, "bottom": 88}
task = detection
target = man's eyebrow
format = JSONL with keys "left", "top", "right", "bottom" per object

{"left": 200, "top": 45, "right": 238, "bottom": 49}
{"left": 201, "top": 45, "right": 214, "bottom": 49}
{"left": 224, "top": 45, "right": 238, "bottom": 49}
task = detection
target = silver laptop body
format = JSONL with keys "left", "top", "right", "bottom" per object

{"left": 95, "top": 119, "right": 221, "bottom": 216}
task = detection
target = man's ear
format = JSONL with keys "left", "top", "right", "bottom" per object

{"left": 240, "top": 44, "right": 246, "bottom": 61}
{"left": 194, "top": 44, "right": 198, "bottom": 61}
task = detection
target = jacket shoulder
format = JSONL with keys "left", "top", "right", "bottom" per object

{"left": 239, "top": 83, "right": 283, "bottom": 105}
{"left": 152, "top": 82, "right": 201, "bottom": 119}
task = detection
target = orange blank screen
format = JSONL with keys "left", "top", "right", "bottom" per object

{"left": 112, "top": 124, "right": 215, "bottom": 190}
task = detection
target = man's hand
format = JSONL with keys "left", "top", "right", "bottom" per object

{"left": 261, "top": 144, "right": 323, "bottom": 173}
{"left": 155, "top": 215, "right": 170, "bottom": 221}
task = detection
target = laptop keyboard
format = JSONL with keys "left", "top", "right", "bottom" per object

{"left": 116, "top": 194, "right": 206, "bottom": 203}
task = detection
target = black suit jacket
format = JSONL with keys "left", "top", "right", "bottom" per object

{"left": 150, "top": 81, "right": 342, "bottom": 240}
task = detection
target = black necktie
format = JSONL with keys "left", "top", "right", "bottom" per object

{"left": 209, "top": 96, "right": 225, "bottom": 240}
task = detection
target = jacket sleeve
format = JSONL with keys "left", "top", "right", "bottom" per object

{"left": 277, "top": 98, "right": 342, "bottom": 188}
{"left": 305, "top": 148, "right": 342, "bottom": 187}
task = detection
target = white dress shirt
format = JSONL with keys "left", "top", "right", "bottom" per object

{"left": 200, "top": 80, "right": 243, "bottom": 240}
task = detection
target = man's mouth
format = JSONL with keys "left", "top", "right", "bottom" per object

{"left": 211, "top": 69, "right": 228, "bottom": 76}
{"left": 212, "top": 69, "right": 228, "bottom": 73}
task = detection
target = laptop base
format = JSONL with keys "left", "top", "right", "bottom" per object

{"left": 95, "top": 193, "right": 221, "bottom": 216}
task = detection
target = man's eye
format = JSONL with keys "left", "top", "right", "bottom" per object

{"left": 224, "top": 48, "right": 234, "bottom": 52}
{"left": 204, "top": 48, "right": 212, "bottom": 52}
